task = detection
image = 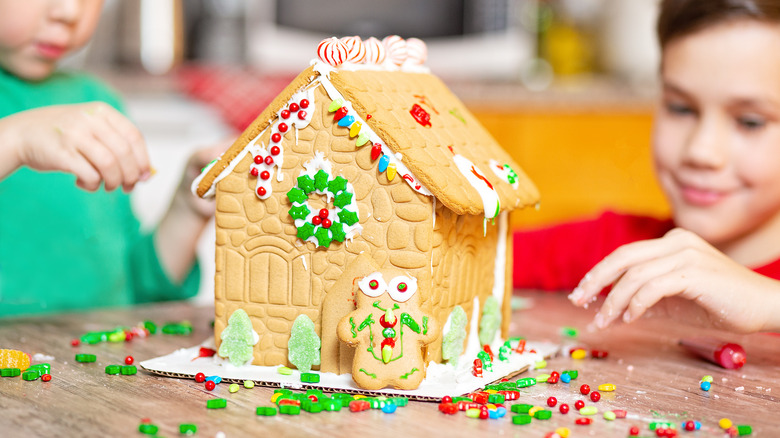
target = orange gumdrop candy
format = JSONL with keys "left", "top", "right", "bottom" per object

{"left": 0, "top": 349, "right": 31, "bottom": 371}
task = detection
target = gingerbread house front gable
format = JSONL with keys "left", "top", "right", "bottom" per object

{"left": 193, "top": 54, "right": 539, "bottom": 371}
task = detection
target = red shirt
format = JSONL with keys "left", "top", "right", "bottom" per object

{"left": 513, "top": 211, "right": 780, "bottom": 290}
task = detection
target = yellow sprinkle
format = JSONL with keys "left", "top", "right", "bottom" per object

{"left": 485, "top": 389, "right": 497, "bottom": 394}
{"left": 353, "top": 395, "right": 366, "bottom": 399}
{"left": 229, "top": 383, "right": 240, "bottom": 393}
{"left": 555, "top": 427, "right": 570, "bottom": 438}
{"left": 534, "top": 360, "right": 547, "bottom": 369}
{"left": 271, "top": 393, "right": 283, "bottom": 403}
{"left": 486, "top": 403, "right": 496, "bottom": 409}
{"left": 597, "top": 383, "right": 616, "bottom": 392}
{"left": 149, "top": 166, "right": 157, "bottom": 176}
{"left": 386, "top": 163, "right": 397, "bottom": 181}
{"left": 571, "top": 349, "right": 587, "bottom": 360}
{"left": 243, "top": 380, "right": 255, "bottom": 389}
{"left": 528, "top": 406, "right": 543, "bottom": 416}
{"left": 701, "top": 375, "right": 714, "bottom": 383}
{"left": 349, "top": 121, "right": 362, "bottom": 138}
{"left": 535, "top": 374, "right": 551, "bottom": 382}
{"left": 719, "top": 418, "right": 733, "bottom": 429}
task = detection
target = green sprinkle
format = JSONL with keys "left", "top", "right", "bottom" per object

{"left": 465, "top": 408, "right": 481, "bottom": 419}
{"left": 179, "top": 423, "right": 198, "bottom": 435}
{"left": 337, "top": 208, "right": 359, "bottom": 226}
{"left": 276, "top": 366, "right": 292, "bottom": 375}
{"left": 579, "top": 406, "right": 598, "bottom": 416}
{"left": 487, "top": 393, "right": 505, "bottom": 404}
{"left": 562, "top": 370, "right": 578, "bottom": 379}
{"left": 511, "top": 404, "right": 533, "bottom": 414}
{"left": 535, "top": 373, "right": 551, "bottom": 382}
{"left": 512, "top": 414, "right": 533, "bottom": 425}
{"left": 328, "top": 176, "right": 348, "bottom": 194}
{"left": 28, "top": 363, "right": 50, "bottom": 374}
{"left": 279, "top": 405, "right": 301, "bottom": 415}
{"left": 1, "top": 368, "right": 21, "bottom": 377}
{"left": 313, "top": 169, "right": 329, "bottom": 191}
{"left": 328, "top": 99, "right": 344, "bottom": 112}
{"left": 162, "top": 321, "right": 193, "bottom": 335}
{"left": 516, "top": 377, "right": 537, "bottom": 388}
{"left": 144, "top": 321, "right": 157, "bottom": 334}
{"left": 333, "top": 191, "right": 353, "bottom": 208}
{"left": 105, "top": 365, "right": 121, "bottom": 375}
{"left": 390, "top": 397, "right": 408, "bottom": 407}
{"left": 138, "top": 423, "right": 159, "bottom": 435}
{"left": 314, "top": 226, "right": 332, "bottom": 247}
{"left": 243, "top": 380, "right": 255, "bottom": 389}
{"left": 274, "top": 388, "right": 292, "bottom": 396}
{"left": 288, "top": 204, "right": 311, "bottom": 220}
{"left": 604, "top": 411, "right": 616, "bottom": 421}
{"left": 301, "top": 372, "right": 320, "bottom": 383}
{"left": 75, "top": 353, "right": 96, "bottom": 363}
{"left": 286, "top": 187, "right": 308, "bottom": 204}
{"left": 256, "top": 406, "right": 278, "bottom": 416}
{"left": 701, "top": 375, "right": 714, "bottom": 383}
{"left": 649, "top": 421, "right": 675, "bottom": 431}
{"left": 229, "top": 383, "right": 240, "bottom": 393}
{"left": 737, "top": 425, "right": 752, "bottom": 435}
{"left": 296, "top": 222, "right": 315, "bottom": 241}
{"left": 534, "top": 409, "right": 552, "bottom": 420}
{"left": 120, "top": 365, "right": 137, "bottom": 375}
{"left": 22, "top": 370, "right": 40, "bottom": 381}
{"left": 560, "top": 326, "right": 578, "bottom": 337}
{"left": 323, "top": 400, "right": 342, "bottom": 411}
{"left": 206, "top": 398, "right": 227, "bottom": 409}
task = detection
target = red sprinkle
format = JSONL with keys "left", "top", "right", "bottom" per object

{"left": 574, "top": 400, "right": 585, "bottom": 410}
{"left": 264, "top": 156, "right": 274, "bottom": 166}
{"left": 591, "top": 349, "right": 609, "bottom": 359}
{"left": 289, "top": 103, "right": 299, "bottom": 113}
{"left": 319, "top": 209, "right": 329, "bottom": 218}
{"left": 41, "top": 374, "right": 52, "bottom": 382}
{"left": 124, "top": 355, "right": 134, "bottom": 365}
{"left": 684, "top": 421, "right": 696, "bottom": 431}
{"left": 70, "top": 339, "right": 80, "bottom": 347}
{"left": 590, "top": 391, "right": 601, "bottom": 402}
{"left": 280, "top": 109, "right": 290, "bottom": 119}
{"left": 278, "top": 123, "right": 288, "bottom": 133}
{"left": 257, "top": 187, "right": 266, "bottom": 197}
{"left": 254, "top": 155, "right": 263, "bottom": 164}
{"left": 629, "top": 426, "right": 640, "bottom": 436}
{"left": 613, "top": 409, "right": 628, "bottom": 418}
{"left": 441, "top": 395, "right": 452, "bottom": 404}
{"left": 205, "top": 380, "right": 216, "bottom": 391}
{"left": 299, "top": 99, "right": 309, "bottom": 109}
{"left": 297, "top": 110, "right": 307, "bottom": 120}
{"left": 559, "top": 403, "right": 569, "bottom": 414}
{"left": 575, "top": 418, "right": 593, "bottom": 425}
{"left": 580, "top": 384, "right": 590, "bottom": 395}
{"left": 312, "top": 216, "right": 322, "bottom": 226}
{"left": 195, "top": 372, "right": 206, "bottom": 383}
{"left": 438, "top": 402, "right": 457, "bottom": 415}
{"left": 546, "top": 396, "right": 557, "bottom": 407}
{"left": 349, "top": 400, "right": 370, "bottom": 412}
{"left": 546, "top": 375, "right": 559, "bottom": 384}
{"left": 260, "top": 171, "right": 270, "bottom": 180}
{"left": 271, "top": 133, "right": 282, "bottom": 143}
{"left": 250, "top": 168, "right": 259, "bottom": 177}
{"left": 270, "top": 146, "right": 280, "bottom": 156}
{"left": 322, "top": 218, "right": 332, "bottom": 229}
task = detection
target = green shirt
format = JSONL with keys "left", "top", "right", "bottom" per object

{"left": 0, "top": 68, "right": 200, "bottom": 317}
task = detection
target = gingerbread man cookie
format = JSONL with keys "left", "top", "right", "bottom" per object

{"left": 337, "top": 268, "right": 438, "bottom": 390}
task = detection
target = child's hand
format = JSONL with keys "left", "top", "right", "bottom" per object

{"left": 568, "top": 228, "right": 779, "bottom": 333}
{"left": 172, "top": 143, "right": 227, "bottom": 219}
{"left": 1, "top": 102, "right": 150, "bottom": 191}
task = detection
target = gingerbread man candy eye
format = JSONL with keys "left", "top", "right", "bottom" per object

{"left": 387, "top": 275, "right": 417, "bottom": 302}
{"left": 358, "top": 272, "right": 386, "bottom": 297}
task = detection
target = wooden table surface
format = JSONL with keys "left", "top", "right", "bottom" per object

{"left": 1, "top": 291, "right": 777, "bottom": 437}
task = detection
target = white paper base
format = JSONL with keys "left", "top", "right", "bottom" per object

{"left": 141, "top": 339, "right": 559, "bottom": 401}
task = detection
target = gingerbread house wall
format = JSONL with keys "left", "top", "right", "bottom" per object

{"left": 212, "top": 85, "right": 440, "bottom": 367}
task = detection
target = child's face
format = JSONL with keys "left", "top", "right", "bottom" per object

{"left": 653, "top": 20, "right": 780, "bottom": 248}
{"left": 0, "top": 0, "right": 103, "bottom": 80}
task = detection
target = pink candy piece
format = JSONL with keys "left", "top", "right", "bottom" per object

{"left": 382, "top": 35, "right": 407, "bottom": 66}
{"left": 363, "top": 37, "right": 386, "bottom": 64}
{"left": 340, "top": 36, "right": 366, "bottom": 63}
{"left": 405, "top": 37, "right": 427, "bottom": 65}
{"left": 317, "top": 37, "right": 348, "bottom": 67}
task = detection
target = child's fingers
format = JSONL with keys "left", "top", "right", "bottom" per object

{"left": 621, "top": 269, "right": 698, "bottom": 324}
{"left": 102, "top": 106, "right": 150, "bottom": 178}
{"left": 69, "top": 154, "right": 102, "bottom": 191}
{"left": 75, "top": 136, "right": 123, "bottom": 191}
{"left": 87, "top": 117, "right": 142, "bottom": 191}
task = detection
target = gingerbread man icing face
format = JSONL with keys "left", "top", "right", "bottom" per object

{"left": 337, "top": 269, "right": 438, "bottom": 390}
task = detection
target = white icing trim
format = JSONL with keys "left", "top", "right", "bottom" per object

{"left": 490, "top": 212, "right": 508, "bottom": 345}
{"left": 453, "top": 154, "right": 500, "bottom": 219}
{"left": 310, "top": 59, "right": 430, "bottom": 75}
{"left": 463, "top": 296, "right": 482, "bottom": 361}
{"left": 489, "top": 159, "right": 520, "bottom": 189}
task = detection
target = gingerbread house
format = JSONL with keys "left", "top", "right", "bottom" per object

{"left": 193, "top": 36, "right": 539, "bottom": 381}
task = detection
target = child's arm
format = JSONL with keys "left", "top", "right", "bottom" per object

{"left": 0, "top": 102, "right": 150, "bottom": 191}
{"left": 569, "top": 228, "right": 780, "bottom": 333}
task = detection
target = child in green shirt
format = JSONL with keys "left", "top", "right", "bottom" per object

{"left": 0, "top": 0, "right": 216, "bottom": 316}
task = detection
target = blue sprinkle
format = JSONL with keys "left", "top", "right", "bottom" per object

{"left": 695, "top": 421, "right": 702, "bottom": 430}
{"left": 560, "top": 373, "right": 571, "bottom": 383}
{"left": 337, "top": 115, "right": 355, "bottom": 127}
{"left": 381, "top": 402, "right": 397, "bottom": 413}
{"left": 700, "top": 381, "right": 711, "bottom": 391}
{"left": 488, "top": 409, "right": 500, "bottom": 419}
{"left": 206, "top": 375, "right": 222, "bottom": 384}
{"left": 378, "top": 155, "right": 390, "bottom": 173}
{"left": 496, "top": 407, "right": 507, "bottom": 418}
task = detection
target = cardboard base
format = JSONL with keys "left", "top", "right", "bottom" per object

{"left": 140, "top": 339, "right": 559, "bottom": 401}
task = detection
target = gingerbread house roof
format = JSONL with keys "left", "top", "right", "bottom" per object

{"left": 195, "top": 65, "right": 539, "bottom": 217}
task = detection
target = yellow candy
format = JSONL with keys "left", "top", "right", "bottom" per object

{"left": 485, "top": 389, "right": 497, "bottom": 394}
{"left": 271, "top": 393, "right": 283, "bottom": 403}
{"left": 534, "top": 360, "right": 547, "bottom": 369}
{"left": 528, "top": 406, "right": 543, "bottom": 416}
{"left": 535, "top": 373, "right": 551, "bottom": 382}
{"left": 386, "top": 163, "right": 397, "bottom": 181}
{"left": 349, "top": 121, "right": 362, "bottom": 138}
{"left": 555, "top": 427, "right": 571, "bottom": 438}
{"left": 598, "top": 383, "right": 616, "bottom": 392}
{"left": 353, "top": 395, "right": 366, "bottom": 399}
{"left": 0, "top": 349, "right": 30, "bottom": 371}
{"left": 571, "top": 349, "right": 587, "bottom": 359}
{"left": 719, "top": 418, "right": 733, "bottom": 429}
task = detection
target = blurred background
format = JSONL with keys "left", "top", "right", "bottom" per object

{"left": 73, "top": 0, "right": 669, "bottom": 302}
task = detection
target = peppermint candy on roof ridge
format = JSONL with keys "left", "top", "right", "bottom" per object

{"left": 340, "top": 36, "right": 366, "bottom": 63}
{"left": 405, "top": 38, "right": 427, "bottom": 65}
{"left": 363, "top": 37, "right": 386, "bottom": 65}
{"left": 317, "top": 37, "right": 348, "bottom": 67}
{"left": 382, "top": 35, "right": 408, "bottom": 66}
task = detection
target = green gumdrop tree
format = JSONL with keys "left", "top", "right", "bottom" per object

{"left": 479, "top": 296, "right": 501, "bottom": 346}
{"left": 288, "top": 314, "right": 321, "bottom": 372}
{"left": 218, "top": 309, "right": 256, "bottom": 366}
{"left": 442, "top": 305, "right": 468, "bottom": 366}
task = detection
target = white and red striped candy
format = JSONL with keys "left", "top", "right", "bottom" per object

{"left": 340, "top": 36, "right": 366, "bottom": 63}
{"left": 363, "top": 37, "right": 386, "bottom": 65}
{"left": 382, "top": 35, "right": 407, "bottom": 66}
{"left": 405, "top": 38, "right": 427, "bottom": 65}
{"left": 317, "top": 37, "right": 348, "bottom": 67}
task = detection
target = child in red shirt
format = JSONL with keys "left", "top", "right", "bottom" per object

{"left": 515, "top": 0, "right": 780, "bottom": 334}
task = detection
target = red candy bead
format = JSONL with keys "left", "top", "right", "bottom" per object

{"left": 574, "top": 400, "right": 585, "bottom": 410}
{"left": 547, "top": 375, "right": 559, "bottom": 384}
{"left": 260, "top": 171, "right": 270, "bottom": 180}
{"left": 312, "top": 216, "right": 322, "bottom": 226}
{"left": 550, "top": 371, "right": 560, "bottom": 379}
{"left": 124, "top": 355, "right": 134, "bottom": 365}
{"left": 41, "top": 374, "right": 52, "bottom": 382}
{"left": 254, "top": 155, "right": 263, "bottom": 164}
{"left": 280, "top": 109, "right": 290, "bottom": 119}
{"left": 250, "top": 168, "right": 259, "bottom": 177}
{"left": 546, "top": 396, "right": 557, "bottom": 407}
{"left": 575, "top": 418, "right": 593, "bottom": 425}
{"left": 289, "top": 103, "right": 299, "bottom": 113}
{"left": 441, "top": 395, "right": 452, "bottom": 404}
{"left": 684, "top": 421, "right": 696, "bottom": 431}
{"left": 257, "top": 187, "right": 266, "bottom": 197}
{"left": 205, "top": 380, "right": 216, "bottom": 391}
{"left": 590, "top": 391, "right": 601, "bottom": 402}
{"left": 271, "top": 133, "right": 282, "bottom": 143}
{"left": 70, "top": 339, "right": 80, "bottom": 347}
{"left": 559, "top": 403, "right": 569, "bottom": 414}
{"left": 264, "top": 156, "right": 274, "bottom": 166}
{"left": 300, "top": 99, "right": 309, "bottom": 108}
{"left": 319, "top": 208, "right": 329, "bottom": 218}
{"left": 322, "top": 219, "right": 332, "bottom": 229}
{"left": 591, "top": 349, "right": 609, "bottom": 359}
{"left": 580, "top": 384, "right": 590, "bottom": 395}
{"left": 195, "top": 372, "right": 206, "bottom": 383}
{"left": 271, "top": 146, "right": 280, "bottom": 156}
{"left": 629, "top": 426, "right": 640, "bottom": 436}
{"left": 278, "top": 123, "right": 288, "bottom": 133}
{"left": 298, "top": 111, "right": 307, "bottom": 120}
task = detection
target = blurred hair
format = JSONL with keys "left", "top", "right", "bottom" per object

{"left": 658, "top": 0, "right": 780, "bottom": 48}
